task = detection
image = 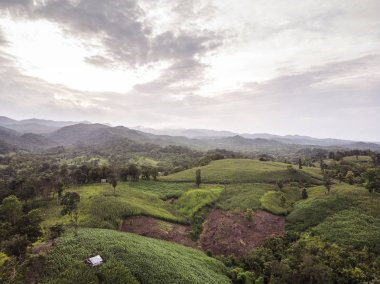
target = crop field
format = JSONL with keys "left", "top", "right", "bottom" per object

{"left": 287, "top": 184, "right": 380, "bottom": 231}
{"left": 41, "top": 228, "right": 230, "bottom": 284}
{"left": 312, "top": 210, "right": 380, "bottom": 253}
{"left": 160, "top": 159, "right": 324, "bottom": 184}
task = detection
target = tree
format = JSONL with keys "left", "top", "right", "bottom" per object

{"left": 111, "top": 179, "right": 117, "bottom": 194}
{"left": 324, "top": 173, "right": 332, "bottom": 193}
{"left": 195, "top": 169, "right": 201, "bottom": 188}
{"left": 301, "top": 187, "right": 308, "bottom": 199}
{"left": 298, "top": 158, "right": 303, "bottom": 169}
{"left": 2, "top": 234, "right": 29, "bottom": 259}
{"left": 49, "top": 224, "right": 64, "bottom": 246}
{"left": 61, "top": 192, "right": 80, "bottom": 235}
{"left": 14, "top": 209, "right": 42, "bottom": 243}
{"left": 0, "top": 195, "right": 23, "bottom": 226}
{"left": 364, "top": 168, "right": 380, "bottom": 193}
{"left": 276, "top": 180, "right": 284, "bottom": 190}
{"left": 345, "top": 171, "right": 354, "bottom": 185}
{"left": 245, "top": 208, "right": 253, "bottom": 222}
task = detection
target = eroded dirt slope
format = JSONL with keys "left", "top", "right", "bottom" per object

{"left": 199, "top": 209, "right": 285, "bottom": 256}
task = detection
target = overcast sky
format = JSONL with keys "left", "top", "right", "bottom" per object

{"left": 0, "top": 0, "right": 379, "bottom": 141}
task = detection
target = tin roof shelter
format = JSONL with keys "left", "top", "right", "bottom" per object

{"left": 86, "top": 255, "right": 103, "bottom": 266}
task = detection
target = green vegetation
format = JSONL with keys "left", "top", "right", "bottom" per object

{"left": 161, "top": 159, "right": 323, "bottom": 184}
{"left": 42, "top": 182, "right": 185, "bottom": 230}
{"left": 42, "top": 228, "right": 229, "bottom": 284}
{"left": 260, "top": 186, "right": 300, "bottom": 215}
{"left": 287, "top": 184, "right": 380, "bottom": 231}
{"left": 126, "top": 181, "right": 193, "bottom": 199}
{"left": 175, "top": 186, "right": 223, "bottom": 219}
{"left": 312, "top": 210, "right": 380, "bottom": 253}
{"left": 287, "top": 195, "right": 353, "bottom": 231}
{"left": 0, "top": 252, "right": 9, "bottom": 267}
{"left": 217, "top": 183, "right": 276, "bottom": 211}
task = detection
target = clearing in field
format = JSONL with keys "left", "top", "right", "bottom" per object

{"left": 199, "top": 209, "right": 285, "bottom": 257}
{"left": 121, "top": 216, "right": 195, "bottom": 248}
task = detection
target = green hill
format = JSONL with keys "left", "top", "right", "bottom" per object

{"left": 287, "top": 184, "right": 380, "bottom": 231}
{"left": 161, "top": 159, "right": 324, "bottom": 184}
{"left": 41, "top": 228, "right": 229, "bottom": 284}
{"left": 41, "top": 182, "right": 187, "bottom": 230}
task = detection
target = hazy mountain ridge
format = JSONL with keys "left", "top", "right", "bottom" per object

{"left": 0, "top": 116, "right": 379, "bottom": 152}
{"left": 0, "top": 116, "right": 90, "bottom": 134}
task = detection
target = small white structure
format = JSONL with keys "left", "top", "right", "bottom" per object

{"left": 101, "top": 179, "right": 107, "bottom": 183}
{"left": 86, "top": 255, "right": 103, "bottom": 266}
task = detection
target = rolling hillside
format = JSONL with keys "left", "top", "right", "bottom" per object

{"left": 161, "top": 159, "right": 324, "bottom": 184}
{"left": 41, "top": 228, "right": 229, "bottom": 284}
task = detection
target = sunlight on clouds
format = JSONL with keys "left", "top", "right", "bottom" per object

{"left": 0, "top": 17, "right": 164, "bottom": 93}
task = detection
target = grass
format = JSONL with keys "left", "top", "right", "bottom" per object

{"left": 216, "top": 183, "right": 276, "bottom": 211}
{"left": 287, "top": 183, "right": 380, "bottom": 231}
{"left": 0, "top": 252, "right": 9, "bottom": 267}
{"left": 161, "top": 159, "right": 323, "bottom": 184}
{"left": 342, "top": 155, "right": 372, "bottom": 163}
{"left": 175, "top": 186, "right": 223, "bottom": 219}
{"left": 126, "top": 181, "right": 194, "bottom": 200}
{"left": 41, "top": 228, "right": 230, "bottom": 284}
{"left": 312, "top": 210, "right": 380, "bottom": 253}
{"left": 41, "top": 182, "right": 186, "bottom": 230}
{"left": 260, "top": 186, "right": 301, "bottom": 215}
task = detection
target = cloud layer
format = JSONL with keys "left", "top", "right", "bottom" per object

{"left": 0, "top": 0, "right": 379, "bottom": 140}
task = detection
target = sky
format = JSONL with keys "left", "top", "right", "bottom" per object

{"left": 0, "top": 0, "right": 379, "bottom": 141}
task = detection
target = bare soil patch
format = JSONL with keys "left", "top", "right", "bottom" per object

{"left": 121, "top": 216, "right": 196, "bottom": 248}
{"left": 199, "top": 209, "right": 285, "bottom": 257}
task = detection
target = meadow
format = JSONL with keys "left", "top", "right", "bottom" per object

{"left": 161, "top": 159, "right": 324, "bottom": 184}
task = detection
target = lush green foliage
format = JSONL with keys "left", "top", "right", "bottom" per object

{"left": 161, "top": 159, "right": 323, "bottom": 184}
{"left": 42, "top": 182, "right": 185, "bottom": 230}
{"left": 41, "top": 228, "right": 229, "bottom": 284}
{"left": 239, "top": 234, "right": 380, "bottom": 284}
{"left": 312, "top": 210, "right": 380, "bottom": 253}
{"left": 216, "top": 183, "right": 275, "bottom": 211}
{"left": 260, "top": 186, "right": 301, "bottom": 215}
{"left": 175, "top": 186, "right": 223, "bottom": 219}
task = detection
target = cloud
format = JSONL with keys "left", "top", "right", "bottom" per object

{"left": 0, "top": 0, "right": 223, "bottom": 67}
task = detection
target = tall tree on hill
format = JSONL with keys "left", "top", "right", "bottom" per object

{"left": 364, "top": 168, "right": 380, "bottom": 193}
{"left": 0, "top": 195, "right": 23, "bottom": 226}
{"left": 111, "top": 179, "right": 118, "bottom": 194}
{"left": 195, "top": 169, "right": 201, "bottom": 188}
{"left": 345, "top": 171, "right": 355, "bottom": 185}
{"left": 61, "top": 192, "right": 80, "bottom": 235}
{"left": 298, "top": 158, "right": 303, "bottom": 169}
{"left": 324, "top": 173, "right": 332, "bottom": 194}
{"left": 302, "top": 187, "right": 308, "bottom": 199}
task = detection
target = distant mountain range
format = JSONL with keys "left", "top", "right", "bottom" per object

{"left": 0, "top": 116, "right": 379, "bottom": 153}
{"left": 0, "top": 116, "right": 90, "bottom": 134}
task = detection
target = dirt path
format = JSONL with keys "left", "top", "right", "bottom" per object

{"left": 121, "top": 216, "right": 196, "bottom": 248}
{"left": 199, "top": 209, "right": 285, "bottom": 257}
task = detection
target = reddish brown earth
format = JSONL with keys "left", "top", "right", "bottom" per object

{"left": 121, "top": 216, "right": 196, "bottom": 248}
{"left": 199, "top": 209, "right": 285, "bottom": 257}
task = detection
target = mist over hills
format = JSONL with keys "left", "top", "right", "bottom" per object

{"left": 0, "top": 116, "right": 379, "bottom": 153}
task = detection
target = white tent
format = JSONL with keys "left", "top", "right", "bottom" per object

{"left": 86, "top": 255, "right": 103, "bottom": 266}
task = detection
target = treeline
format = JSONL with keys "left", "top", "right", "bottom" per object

{"left": 0, "top": 146, "right": 244, "bottom": 202}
